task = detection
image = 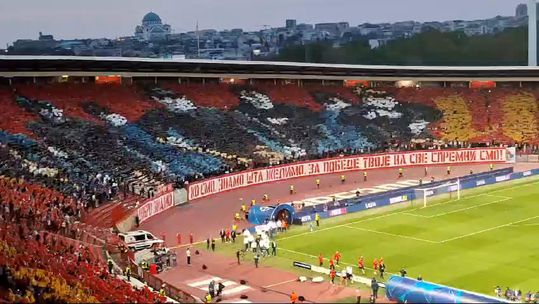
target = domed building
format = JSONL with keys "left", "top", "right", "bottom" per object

{"left": 135, "top": 12, "right": 171, "bottom": 42}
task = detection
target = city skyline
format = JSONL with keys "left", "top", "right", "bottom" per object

{"left": 0, "top": 0, "right": 525, "bottom": 47}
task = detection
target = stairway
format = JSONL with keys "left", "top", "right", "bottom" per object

{"left": 84, "top": 195, "right": 142, "bottom": 228}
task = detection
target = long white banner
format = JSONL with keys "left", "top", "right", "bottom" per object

{"left": 188, "top": 147, "right": 511, "bottom": 201}
{"left": 137, "top": 191, "right": 175, "bottom": 223}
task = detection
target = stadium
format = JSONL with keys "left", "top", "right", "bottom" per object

{"left": 0, "top": 55, "right": 538, "bottom": 303}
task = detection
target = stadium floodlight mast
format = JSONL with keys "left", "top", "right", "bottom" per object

{"left": 529, "top": 0, "right": 537, "bottom": 66}
{"left": 415, "top": 179, "right": 460, "bottom": 209}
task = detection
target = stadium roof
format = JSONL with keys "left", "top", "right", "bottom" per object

{"left": 1, "top": 55, "right": 539, "bottom": 81}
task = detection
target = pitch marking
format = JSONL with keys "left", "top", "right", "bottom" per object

{"left": 439, "top": 215, "right": 539, "bottom": 243}
{"left": 345, "top": 225, "right": 439, "bottom": 244}
{"left": 278, "top": 180, "right": 539, "bottom": 243}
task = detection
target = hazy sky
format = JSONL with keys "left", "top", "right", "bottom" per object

{"left": 0, "top": 0, "right": 525, "bottom": 47}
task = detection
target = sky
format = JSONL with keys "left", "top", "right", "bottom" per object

{"left": 0, "top": 0, "right": 525, "bottom": 47}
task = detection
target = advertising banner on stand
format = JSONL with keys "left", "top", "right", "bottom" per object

{"left": 188, "top": 148, "right": 511, "bottom": 200}
{"left": 137, "top": 191, "right": 175, "bottom": 223}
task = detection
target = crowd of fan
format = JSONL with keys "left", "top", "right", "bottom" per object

{"left": 3, "top": 83, "right": 539, "bottom": 202}
{"left": 0, "top": 176, "right": 165, "bottom": 303}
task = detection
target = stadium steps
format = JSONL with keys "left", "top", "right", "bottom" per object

{"left": 84, "top": 195, "right": 142, "bottom": 228}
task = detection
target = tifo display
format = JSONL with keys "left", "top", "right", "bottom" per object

{"left": 0, "top": 76, "right": 539, "bottom": 304}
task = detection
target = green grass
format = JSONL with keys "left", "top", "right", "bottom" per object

{"left": 214, "top": 176, "right": 539, "bottom": 298}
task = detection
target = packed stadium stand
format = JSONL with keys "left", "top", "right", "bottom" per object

{"left": 2, "top": 82, "right": 539, "bottom": 189}
{"left": 1, "top": 76, "right": 539, "bottom": 302}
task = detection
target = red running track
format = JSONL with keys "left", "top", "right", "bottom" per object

{"left": 140, "top": 162, "right": 538, "bottom": 303}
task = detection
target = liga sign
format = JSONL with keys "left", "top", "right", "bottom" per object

{"left": 188, "top": 147, "right": 510, "bottom": 201}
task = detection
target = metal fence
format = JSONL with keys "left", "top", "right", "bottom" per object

{"left": 128, "top": 260, "right": 201, "bottom": 303}
{"left": 517, "top": 154, "right": 539, "bottom": 162}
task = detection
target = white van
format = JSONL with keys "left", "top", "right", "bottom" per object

{"left": 118, "top": 230, "right": 164, "bottom": 251}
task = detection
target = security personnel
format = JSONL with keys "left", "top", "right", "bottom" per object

{"left": 447, "top": 166, "right": 451, "bottom": 175}
{"left": 263, "top": 194, "right": 269, "bottom": 201}
{"left": 363, "top": 171, "right": 368, "bottom": 182}
{"left": 204, "top": 293, "right": 212, "bottom": 303}
{"left": 289, "top": 185, "right": 294, "bottom": 195}
{"left": 315, "top": 213, "right": 321, "bottom": 227}
{"left": 490, "top": 163, "right": 494, "bottom": 171}
{"left": 159, "top": 285, "right": 166, "bottom": 297}
{"left": 241, "top": 203, "right": 247, "bottom": 215}
{"left": 107, "top": 258, "right": 114, "bottom": 274}
{"left": 290, "top": 291, "right": 298, "bottom": 304}
{"left": 315, "top": 178, "right": 320, "bottom": 188}
{"left": 140, "top": 260, "right": 148, "bottom": 271}
{"left": 251, "top": 199, "right": 256, "bottom": 206}
{"left": 341, "top": 174, "right": 346, "bottom": 184}
{"left": 124, "top": 266, "right": 131, "bottom": 282}
{"left": 398, "top": 168, "right": 403, "bottom": 178}
{"left": 234, "top": 212, "right": 241, "bottom": 221}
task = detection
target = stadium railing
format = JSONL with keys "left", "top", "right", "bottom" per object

{"left": 129, "top": 260, "right": 201, "bottom": 303}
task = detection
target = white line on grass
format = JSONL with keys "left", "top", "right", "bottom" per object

{"left": 439, "top": 215, "right": 539, "bottom": 243}
{"left": 278, "top": 209, "right": 407, "bottom": 242}
{"left": 344, "top": 225, "right": 439, "bottom": 244}
{"left": 278, "top": 180, "right": 539, "bottom": 243}
{"left": 512, "top": 223, "right": 539, "bottom": 227}
{"left": 405, "top": 196, "right": 512, "bottom": 219}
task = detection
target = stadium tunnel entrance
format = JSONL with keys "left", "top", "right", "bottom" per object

{"left": 248, "top": 204, "right": 295, "bottom": 225}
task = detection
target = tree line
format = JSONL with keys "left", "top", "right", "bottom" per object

{"left": 267, "top": 27, "right": 530, "bottom": 66}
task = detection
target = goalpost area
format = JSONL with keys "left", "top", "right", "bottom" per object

{"left": 277, "top": 167, "right": 539, "bottom": 298}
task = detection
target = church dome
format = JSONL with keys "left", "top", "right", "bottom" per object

{"left": 142, "top": 12, "right": 162, "bottom": 24}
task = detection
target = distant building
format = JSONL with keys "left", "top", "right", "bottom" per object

{"left": 296, "top": 23, "right": 314, "bottom": 31}
{"left": 516, "top": 3, "right": 528, "bottom": 17}
{"left": 134, "top": 12, "right": 171, "bottom": 41}
{"left": 315, "top": 22, "right": 349, "bottom": 37}
{"left": 286, "top": 19, "right": 297, "bottom": 30}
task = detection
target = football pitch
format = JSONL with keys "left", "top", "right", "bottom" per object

{"left": 275, "top": 176, "right": 539, "bottom": 295}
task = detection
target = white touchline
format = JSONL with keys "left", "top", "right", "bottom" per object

{"left": 345, "top": 225, "right": 439, "bottom": 244}
{"left": 408, "top": 196, "right": 512, "bottom": 219}
{"left": 277, "top": 209, "right": 406, "bottom": 242}
{"left": 416, "top": 181, "right": 535, "bottom": 211}
{"left": 277, "top": 180, "right": 539, "bottom": 243}
{"left": 439, "top": 215, "right": 539, "bottom": 243}
{"left": 512, "top": 223, "right": 539, "bottom": 227}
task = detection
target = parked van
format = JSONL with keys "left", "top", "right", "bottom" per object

{"left": 118, "top": 230, "right": 164, "bottom": 251}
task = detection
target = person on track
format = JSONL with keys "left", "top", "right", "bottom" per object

{"left": 373, "top": 258, "right": 379, "bottom": 275}
{"left": 330, "top": 268, "right": 336, "bottom": 284}
{"left": 289, "top": 185, "right": 294, "bottom": 195}
{"left": 290, "top": 291, "right": 298, "bottom": 304}
{"left": 316, "top": 178, "right": 320, "bottom": 189}
{"left": 334, "top": 251, "right": 342, "bottom": 265}
{"left": 341, "top": 174, "right": 346, "bottom": 184}
{"left": 363, "top": 171, "right": 368, "bottom": 182}
{"left": 358, "top": 256, "right": 365, "bottom": 274}
{"left": 379, "top": 261, "right": 386, "bottom": 278}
